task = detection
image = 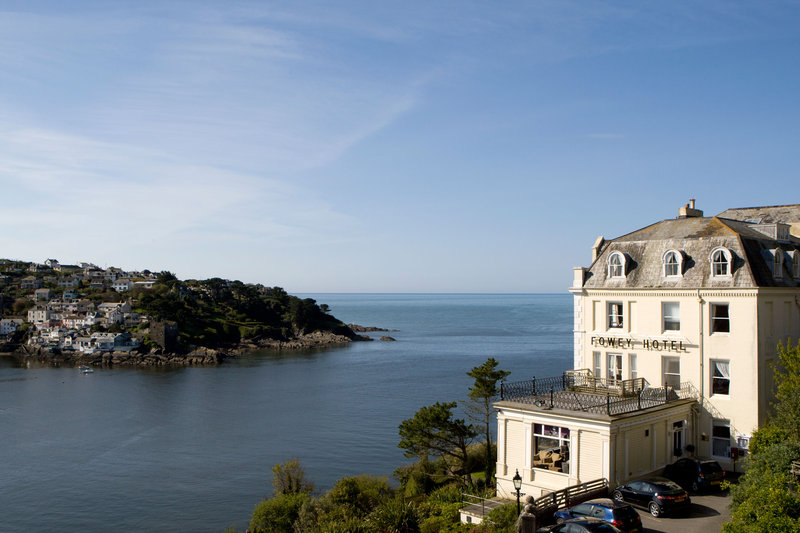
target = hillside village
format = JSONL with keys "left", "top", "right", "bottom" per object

{"left": 0, "top": 258, "right": 356, "bottom": 365}
{"left": 0, "top": 258, "right": 158, "bottom": 355}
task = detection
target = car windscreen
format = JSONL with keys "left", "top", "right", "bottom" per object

{"left": 701, "top": 461, "right": 723, "bottom": 474}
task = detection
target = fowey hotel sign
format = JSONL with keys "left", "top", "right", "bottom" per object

{"left": 589, "top": 335, "right": 689, "bottom": 353}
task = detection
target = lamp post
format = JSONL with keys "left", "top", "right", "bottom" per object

{"left": 512, "top": 469, "right": 522, "bottom": 515}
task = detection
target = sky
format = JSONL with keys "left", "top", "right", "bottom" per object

{"left": 1, "top": 1, "right": 799, "bottom": 292}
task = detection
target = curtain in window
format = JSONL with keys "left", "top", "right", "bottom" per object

{"left": 714, "top": 361, "right": 730, "bottom": 379}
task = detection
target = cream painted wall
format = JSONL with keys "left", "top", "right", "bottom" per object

{"left": 570, "top": 287, "right": 800, "bottom": 467}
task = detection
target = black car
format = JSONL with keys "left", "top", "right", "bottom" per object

{"left": 611, "top": 477, "right": 691, "bottom": 517}
{"left": 552, "top": 498, "right": 642, "bottom": 533}
{"left": 537, "top": 517, "right": 623, "bottom": 533}
{"left": 663, "top": 457, "right": 726, "bottom": 492}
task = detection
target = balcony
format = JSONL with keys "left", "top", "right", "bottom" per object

{"left": 498, "top": 369, "right": 695, "bottom": 416}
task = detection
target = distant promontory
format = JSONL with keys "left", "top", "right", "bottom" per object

{"left": 0, "top": 258, "right": 378, "bottom": 367}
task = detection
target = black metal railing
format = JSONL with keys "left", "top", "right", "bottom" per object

{"left": 499, "top": 374, "right": 694, "bottom": 416}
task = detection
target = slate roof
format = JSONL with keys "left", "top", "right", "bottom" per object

{"left": 716, "top": 204, "right": 800, "bottom": 226}
{"left": 583, "top": 208, "right": 800, "bottom": 289}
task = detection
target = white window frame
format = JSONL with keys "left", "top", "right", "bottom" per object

{"left": 607, "top": 352, "right": 622, "bottom": 384}
{"left": 662, "top": 356, "right": 680, "bottom": 389}
{"left": 711, "top": 359, "right": 730, "bottom": 396}
{"left": 593, "top": 351, "right": 602, "bottom": 378}
{"left": 532, "top": 423, "right": 571, "bottom": 474}
{"left": 607, "top": 302, "right": 623, "bottom": 329}
{"left": 662, "top": 302, "right": 680, "bottom": 333}
{"left": 710, "top": 247, "right": 732, "bottom": 277}
{"left": 607, "top": 252, "right": 626, "bottom": 279}
{"left": 662, "top": 250, "right": 682, "bottom": 278}
{"left": 711, "top": 419, "right": 731, "bottom": 459}
{"left": 710, "top": 303, "right": 730, "bottom": 334}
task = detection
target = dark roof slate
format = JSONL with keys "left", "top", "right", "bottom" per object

{"left": 584, "top": 215, "right": 800, "bottom": 289}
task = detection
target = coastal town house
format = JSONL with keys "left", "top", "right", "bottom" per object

{"left": 495, "top": 201, "right": 800, "bottom": 500}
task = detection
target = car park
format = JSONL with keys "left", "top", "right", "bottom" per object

{"left": 662, "top": 457, "right": 726, "bottom": 492}
{"left": 536, "top": 517, "right": 624, "bottom": 533}
{"left": 611, "top": 477, "right": 691, "bottom": 517}
{"left": 552, "top": 498, "right": 642, "bottom": 533}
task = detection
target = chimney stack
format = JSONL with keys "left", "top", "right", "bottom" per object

{"left": 679, "top": 199, "right": 703, "bottom": 218}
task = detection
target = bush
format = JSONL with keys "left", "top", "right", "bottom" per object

{"left": 324, "top": 474, "right": 395, "bottom": 517}
{"left": 249, "top": 492, "right": 309, "bottom": 533}
{"left": 482, "top": 503, "right": 518, "bottom": 533}
{"left": 368, "top": 497, "right": 421, "bottom": 533}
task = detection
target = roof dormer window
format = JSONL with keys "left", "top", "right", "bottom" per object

{"left": 607, "top": 252, "right": 626, "bottom": 279}
{"left": 710, "top": 247, "right": 732, "bottom": 277}
{"left": 662, "top": 250, "right": 683, "bottom": 278}
{"left": 773, "top": 248, "right": 784, "bottom": 280}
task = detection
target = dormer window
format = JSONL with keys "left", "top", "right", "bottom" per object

{"left": 773, "top": 249, "right": 784, "bottom": 280}
{"left": 710, "top": 247, "right": 732, "bottom": 277}
{"left": 662, "top": 250, "right": 683, "bottom": 278}
{"left": 607, "top": 252, "right": 626, "bottom": 278}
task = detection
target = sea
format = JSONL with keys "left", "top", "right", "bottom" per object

{"left": 0, "top": 293, "right": 572, "bottom": 532}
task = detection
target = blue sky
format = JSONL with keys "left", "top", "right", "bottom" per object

{"left": 1, "top": 1, "right": 799, "bottom": 292}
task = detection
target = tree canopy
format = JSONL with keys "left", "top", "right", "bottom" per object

{"left": 466, "top": 357, "right": 510, "bottom": 486}
{"left": 723, "top": 340, "right": 800, "bottom": 532}
{"left": 398, "top": 401, "right": 478, "bottom": 484}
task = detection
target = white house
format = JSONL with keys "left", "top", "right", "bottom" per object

{"left": 496, "top": 201, "right": 800, "bottom": 500}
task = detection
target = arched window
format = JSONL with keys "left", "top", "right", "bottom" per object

{"left": 792, "top": 250, "right": 800, "bottom": 279}
{"left": 662, "top": 250, "right": 682, "bottom": 278}
{"left": 607, "top": 252, "right": 625, "bottom": 278}
{"left": 710, "top": 248, "right": 732, "bottom": 277}
{"left": 773, "top": 249, "right": 784, "bottom": 280}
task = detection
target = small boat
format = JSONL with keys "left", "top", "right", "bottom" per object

{"left": 78, "top": 365, "right": 94, "bottom": 374}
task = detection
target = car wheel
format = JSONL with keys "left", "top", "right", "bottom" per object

{"left": 611, "top": 490, "right": 624, "bottom": 502}
{"left": 556, "top": 518, "right": 564, "bottom": 524}
{"left": 691, "top": 481, "right": 699, "bottom": 491}
{"left": 649, "top": 502, "right": 661, "bottom": 517}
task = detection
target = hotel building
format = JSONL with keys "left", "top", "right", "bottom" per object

{"left": 495, "top": 202, "right": 800, "bottom": 500}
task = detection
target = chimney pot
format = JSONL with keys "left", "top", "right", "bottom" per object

{"left": 690, "top": 198, "right": 696, "bottom": 209}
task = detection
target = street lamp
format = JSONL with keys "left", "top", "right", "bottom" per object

{"left": 512, "top": 469, "right": 523, "bottom": 515}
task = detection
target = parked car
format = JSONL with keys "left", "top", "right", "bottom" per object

{"left": 611, "top": 478, "right": 691, "bottom": 517}
{"left": 537, "top": 517, "right": 624, "bottom": 533}
{"left": 663, "top": 457, "right": 726, "bottom": 492}
{"left": 552, "top": 498, "right": 642, "bottom": 533}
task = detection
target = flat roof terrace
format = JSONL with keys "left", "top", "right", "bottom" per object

{"left": 497, "top": 370, "right": 696, "bottom": 417}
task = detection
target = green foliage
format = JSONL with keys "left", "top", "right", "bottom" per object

{"left": 749, "top": 425, "right": 790, "bottom": 456}
{"left": 12, "top": 298, "right": 30, "bottom": 314}
{"left": 724, "top": 340, "right": 800, "bottom": 531}
{"left": 367, "top": 497, "right": 421, "bottom": 533}
{"left": 272, "top": 458, "right": 314, "bottom": 496}
{"left": 416, "top": 485, "right": 468, "bottom": 533}
{"left": 249, "top": 492, "right": 309, "bottom": 533}
{"left": 324, "top": 475, "right": 395, "bottom": 518}
{"left": 466, "top": 358, "right": 509, "bottom": 486}
{"left": 398, "top": 402, "right": 478, "bottom": 485}
{"left": 772, "top": 340, "right": 800, "bottom": 441}
{"left": 480, "top": 503, "right": 518, "bottom": 533}
{"left": 132, "top": 276, "right": 349, "bottom": 350}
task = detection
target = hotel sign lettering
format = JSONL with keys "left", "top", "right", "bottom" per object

{"left": 590, "top": 336, "right": 688, "bottom": 352}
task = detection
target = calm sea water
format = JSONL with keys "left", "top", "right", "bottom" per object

{"left": 0, "top": 293, "right": 571, "bottom": 532}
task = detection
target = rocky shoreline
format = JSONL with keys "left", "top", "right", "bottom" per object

{"left": 1, "top": 325, "right": 390, "bottom": 368}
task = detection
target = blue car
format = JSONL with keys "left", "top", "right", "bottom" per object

{"left": 552, "top": 498, "right": 642, "bottom": 533}
{"left": 537, "top": 517, "right": 623, "bottom": 533}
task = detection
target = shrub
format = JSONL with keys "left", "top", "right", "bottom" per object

{"left": 249, "top": 492, "right": 309, "bottom": 533}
